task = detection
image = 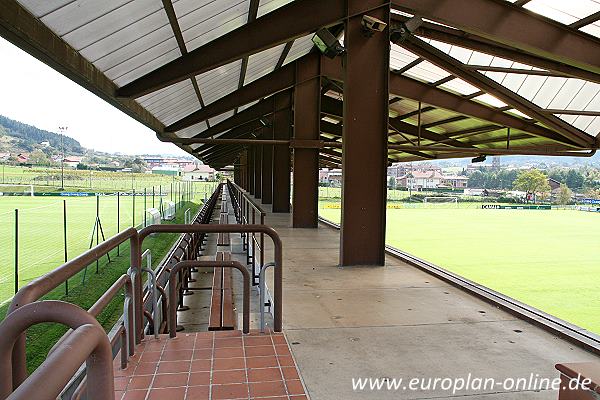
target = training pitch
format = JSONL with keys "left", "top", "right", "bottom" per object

{"left": 0, "top": 185, "right": 213, "bottom": 304}
{"left": 319, "top": 202, "right": 600, "bottom": 334}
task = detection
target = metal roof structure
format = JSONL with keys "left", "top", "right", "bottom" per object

{"left": 2, "top": 0, "right": 600, "bottom": 170}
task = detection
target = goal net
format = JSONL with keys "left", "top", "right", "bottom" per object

{"left": 423, "top": 196, "right": 458, "bottom": 204}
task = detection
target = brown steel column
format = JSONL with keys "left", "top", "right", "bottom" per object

{"left": 292, "top": 55, "right": 320, "bottom": 227}
{"left": 272, "top": 91, "right": 292, "bottom": 213}
{"left": 254, "top": 144, "right": 262, "bottom": 199}
{"left": 248, "top": 147, "right": 255, "bottom": 194}
{"left": 340, "top": 1, "right": 390, "bottom": 266}
{"left": 261, "top": 124, "right": 274, "bottom": 204}
{"left": 240, "top": 151, "right": 248, "bottom": 190}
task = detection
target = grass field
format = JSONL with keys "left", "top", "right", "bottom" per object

{"left": 319, "top": 202, "right": 600, "bottom": 334}
{"left": 0, "top": 182, "right": 215, "bottom": 304}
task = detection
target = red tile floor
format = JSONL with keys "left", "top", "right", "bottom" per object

{"left": 114, "top": 330, "right": 309, "bottom": 400}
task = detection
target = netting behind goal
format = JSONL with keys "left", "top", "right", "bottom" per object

{"left": 423, "top": 196, "right": 458, "bottom": 204}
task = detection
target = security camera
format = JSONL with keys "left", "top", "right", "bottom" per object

{"left": 362, "top": 15, "right": 387, "bottom": 36}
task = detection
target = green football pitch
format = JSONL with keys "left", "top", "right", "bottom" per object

{"left": 0, "top": 183, "right": 215, "bottom": 304}
{"left": 319, "top": 202, "right": 600, "bottom": 334}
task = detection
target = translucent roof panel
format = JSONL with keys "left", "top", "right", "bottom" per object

{"left": 257, "top": 0, "right": 294, "bottom": 18}
{"left": 136, "top": 80, "right": 201, "bottom": 126}
{"left": 245, "top": 43, "right": 286, "bottom": 85}
{"left": 209, "top": 111, "right": 235, "bottom": 127}
{"left": 238, "top": 100, "right": 260, "bottom": 112}
{"left": 195, "top": 59, "right": 242, "bottom": 105}
{"left": 175, "top": 121, "right": 208, "bottom": 139}
{"left": 505, "top": 0, "right": 600, "bottom": 39}
{"left": 175, "top": 0, "right": 249, "bottom": 52}
{"left": 18, "top": 0, "right": 180, "bottom": 87}
{"left": 283, "top": 35, "right": 315, "bottom": 66}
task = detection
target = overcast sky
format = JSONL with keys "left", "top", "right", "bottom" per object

{"left": 0, "top": 37, "right": 188, "bottom": 157}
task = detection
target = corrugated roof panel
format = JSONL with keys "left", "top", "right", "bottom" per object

{"left": 546, "top": 79, "right": 587, "bottom": 109}
{"left": 175, "top": 121, "right": 208, "bottom": 138}
{"left": 245, "top": 43, "right": 286, "bottom": 85}
{"left": 196, "top": 59, "right": 242, "bottom": 105}
{"left": 257, "top": 0, "right": 294, "bottom": 17}
{"left": 148, "top": 81, "right": 201, "bottom": 126}
{"left": 238, "top": 100, "right": 260, "bottom": 112}
{"left": 108, "top": 43, "right": 181, "bottom": 87}
{"left": 38, "top": 0, "right": 132, "bottom": 37}
{"left": 138, "top": 80, "right": 191, "bottom": 110}
{"left": 175, "top": 0, "right": 249, "bottom": 52}
{"left": 390, "top": 43, "right": 419, "bottom": 70}
{"left": 531, "top": 77, "right": 569, "bottom": 108}
{"left": 209, "top": 111, "right": 235, "bottom": 126}
{"left": 562, "top": 81, "right": 600, "bottom": 110}
{"left": 439, "top": 79, "right": 480, "bottom": 96}
{"left": 404, "top": 60, "right": 452, "bottom": 83}
{"left": 283, "top": 35, "right": 314, "bottom": 65}
{"left": 62, "top": 1, "right": 165, "bottom": 51}
{"left": 523, "top": 0, "right": 600, "bottom": 25}
{"left": 17, "top": 1, "right": 72, "bottom": 18}
{"left": 472, "top": 93, "right": 507, "bottom": 108}
{"left": 80, "top": 14, "right": 172, "bottom": 66}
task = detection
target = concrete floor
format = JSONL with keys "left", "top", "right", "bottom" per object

{"left": 178, "top": 194, "right": 600, "bottom": 399}
{"left": 256, "top": 207, "right": 600, "bottom": 400}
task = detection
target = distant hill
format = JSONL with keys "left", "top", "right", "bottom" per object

{"left": 0, "top": 114, "right": 84, "bottom": 155}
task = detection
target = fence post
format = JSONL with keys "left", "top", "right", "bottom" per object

{"left": 152, "top": 186, "right": 155, "bottom": 208}
{"left": 14, "top": 208, "right": 18, "bottom": 294}
{"left": 96, "top": 195, "right": 99, "bottom": 273}
{"left": 144, "top": 188, "right": 147, "bottom": 227}
{"left": 117, "top": 191, "right": 120, "bottom": 256}
{"left": 63, "top": 200, "right": 68, "bottom": 295}
{"left": 132, "top": 189, "right": 136, "bottom": 228}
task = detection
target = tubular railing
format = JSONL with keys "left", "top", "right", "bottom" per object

{"left": 6, "top": 227, "right": 141, "bottom": 390}
{"left": 138, "top": 223, "right": 284, "bottom": 332}
{"left": 0, "top": 301, "right": 113, "bottom": 400}
{"left": 167, "top": 260, "right": 251, "bottom": 336}
{"left": 0, "top": 183, "right": 284, "bottom": 398}
{"left": 227, "top": 180, "right": 266, "bottom": 285}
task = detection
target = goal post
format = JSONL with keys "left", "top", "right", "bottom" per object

{"left": 423, "top": 196, "right": 458, "bottom": 204}
{"left": 0, "top": 184, "right": 34, "bottom": 196}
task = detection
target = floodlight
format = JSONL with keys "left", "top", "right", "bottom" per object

{"left": 471, "top": 155, "right": 487, "bottom": 163}
{"left": 312, "top": 28, "right": 345, "bottom": 59}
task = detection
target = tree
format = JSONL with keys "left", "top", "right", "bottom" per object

{"left": 468, "top": 170, "right": 485, "bottom": 188}
{"left": 556, "top": 183, "right": 572, "bottom": 205}
{"left": 388, "top": 176, "right": 395, "bottom": 189}
{"left": 513, "top": 169, "right": 551, "bottom": 203}
{"left": 565, "top": 169, "right": 585, "bottom": 190}
{"left": 28, "top": 150, "right": 49, "bottom": 165}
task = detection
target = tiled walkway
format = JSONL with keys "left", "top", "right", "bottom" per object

{"left": 114, "top": 331, "right": 308, "bottom": 400}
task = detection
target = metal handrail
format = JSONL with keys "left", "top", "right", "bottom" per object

{"left": 259, "top": 262, "right": 276, "bottom": 333}
{"left": 7, "top": 227, "right": 141, "bottom": 389}
{"left": 138, "top": 223, "right": 284, "bottom": 332}
{"left": 50, "top": 274, "right": 134, "bottom": 360}
{"left": 0, "top": 301, "right": 113, "bottom": 400}
{"left": 167, "top": 260, "right": 251, "bottom": 336}
{"left": 227, "top": 180, "right": 266, "bottom": 284}
{"left": 141, "top": 249, "right": 159, "bottom": 339}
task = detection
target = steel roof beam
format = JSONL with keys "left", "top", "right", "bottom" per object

{"left": 117, "top": 0, "right": 348, "bottom": 98}
{"left": 235, "top": 0, "right": 261, "bottom": 115}
{"left": 322, "top": 94, "right": 474, "bottom": 148}
{"left": 570, "top": 11, "right": 600, "bottom": 29}
{"left": 392, "top": 17, "right": 600, "bottom": 84}
{"left": 388, "top": 73, "right": 580, "bottom": 146}
{"left": 165, "top": 57, "right": 301, "bottom": 132}
{"left": 393, "top": 0, "right": 600, "bottom": 77}
{"left": 185, "top": 97, "right": 274, "bottom": 138}
{"left": 399, "top": 36, "right": 594, "bottom": 147}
